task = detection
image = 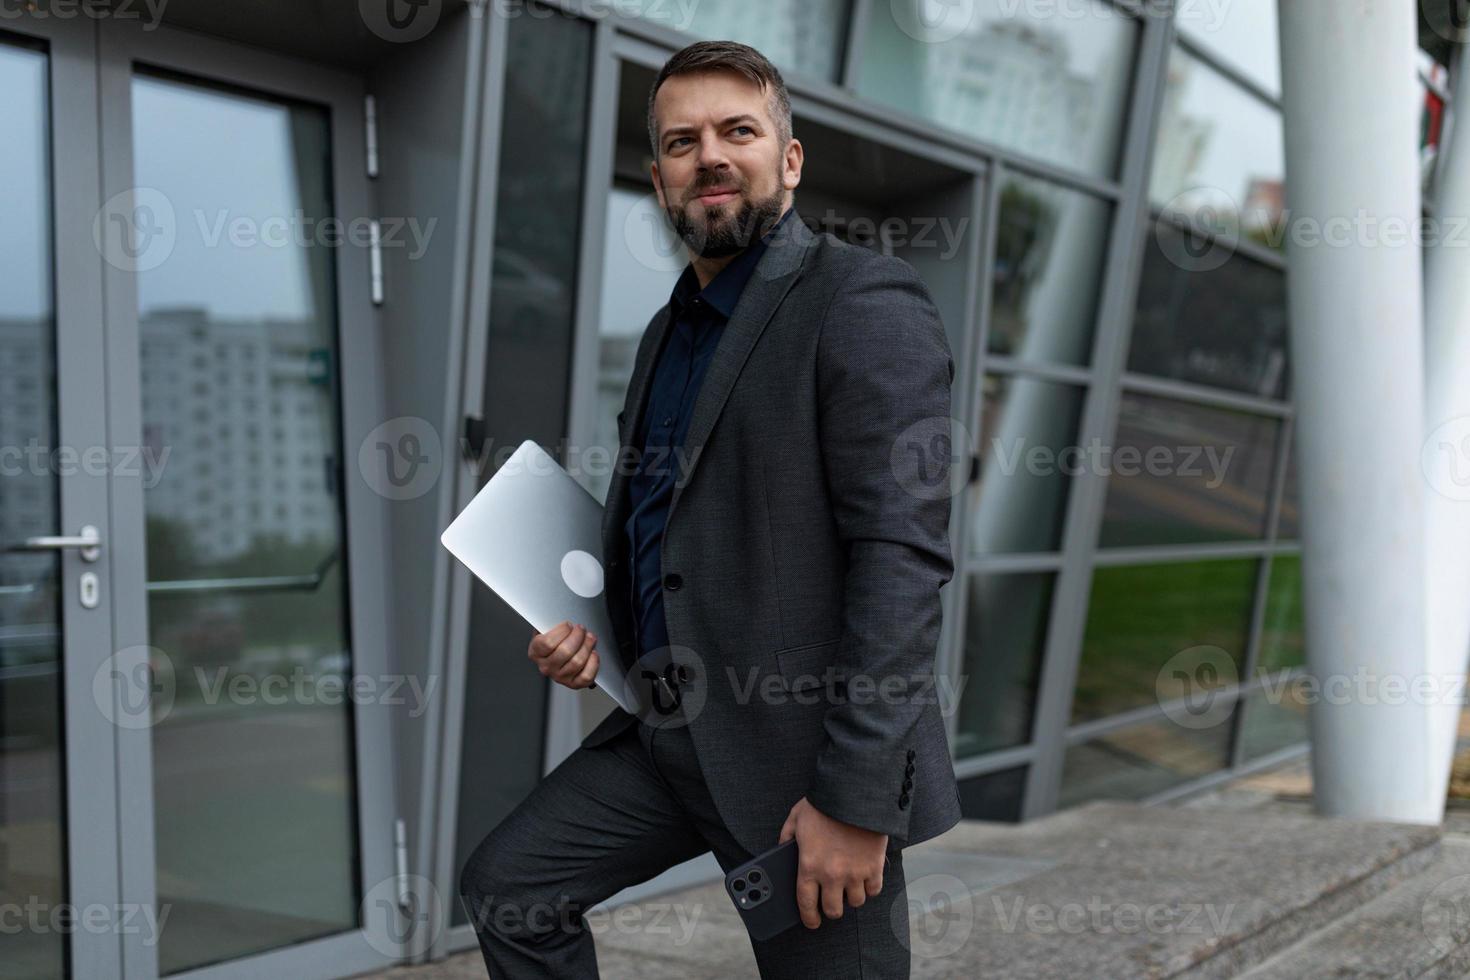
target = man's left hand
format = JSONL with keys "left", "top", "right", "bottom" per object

{"left": 778, "top": 797, "right": 887, "bottom": 929}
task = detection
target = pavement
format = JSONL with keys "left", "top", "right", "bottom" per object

{"left": 365, "top": 745, "right": 1470, "bottom": 979}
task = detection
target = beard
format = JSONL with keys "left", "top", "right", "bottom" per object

{"left": 667, "top": 167, "right": 786, "bottom": 259}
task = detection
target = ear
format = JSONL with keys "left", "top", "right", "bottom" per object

{"left": 783, "top": 138, "right": 804, "bottom": 191}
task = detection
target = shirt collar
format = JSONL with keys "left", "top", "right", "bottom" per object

{"left": 670, "top": 206, "right": 796, "bottom": 320}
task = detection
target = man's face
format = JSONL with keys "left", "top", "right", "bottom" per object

{"left": 651, "top": 69, "right": 802, "bottom": 258}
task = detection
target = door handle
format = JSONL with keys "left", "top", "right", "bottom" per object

{"left": 12, "top": 524, "right": 102, "bottom": 563}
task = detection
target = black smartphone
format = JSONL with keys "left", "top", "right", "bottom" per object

{"left": 724, "top": 839, "right": 802, "bottom": 941}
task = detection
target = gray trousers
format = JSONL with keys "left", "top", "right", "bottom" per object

{"left": 458, "top": 715, "right": 912, "bottom": 978}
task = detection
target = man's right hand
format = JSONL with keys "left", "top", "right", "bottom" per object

{"left": 528, "top": 621, "right": 600, "bottom": 690}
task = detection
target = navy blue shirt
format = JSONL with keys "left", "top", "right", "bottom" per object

{"left": 625, "top": 207, "right": 795, "bottom": 658}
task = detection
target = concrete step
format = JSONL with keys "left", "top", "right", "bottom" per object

{"left": 1233, "top": 837, "right": 1470, "bottom": 980}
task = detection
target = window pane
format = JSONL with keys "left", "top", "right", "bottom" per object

{"left": 1151, "top": 44, "right": 1284, "bottom": 238}
{"left": 957, "top": 765, "right": 1028, "bottom": 822}
{"left": 1072, "top": 559, "right": 1256, "bottom": 722}
{"left": 953, "top": 573, "right": 1052, "bottom": 758}
{"left": 1239, "top": 676, "right": 1309, "bottom": 762}
{"left": 1130, "top": 220, "right": 1288, "bottom": 399}
{"left": 1256, "top": 555, "right": 1303, "bottom": 675}
{"left": 590, "top": 185, "right": 683, "bottom": 503}
{"left": 971, "top": 374, "right": 1085, "bottom": 554}
{"left": 1174, "top": 0, "right": 1281, "bottom": 96}
{"left": 130, "top": 73, "right": 359, "bottom": 972}
{"left": 1277, "top": 441, "right": 1299, "bottom": 538}
{"left": 636, "top": 0, "right": 851, "bottom": 82}
{"left": 1100, "top": 394, "right": 1281, "bottom": 548}
{"left": 1059, "top": 713, "right": 1234, "bottom": 806}
{"left": 988, "top": 175, "right": 1112, "bottom": 367}
{"left": 0, "top": 39, "right": 66, "bottom": 980}
{"left": 859, "top": 0, "right": 1139, "bottom": 178}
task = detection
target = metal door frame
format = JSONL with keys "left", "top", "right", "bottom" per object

{"left": 94, "top": 16, "right": 401, "bottom": 980}
{"left": 2, "top": 13, "right": 124, "bottom": 980}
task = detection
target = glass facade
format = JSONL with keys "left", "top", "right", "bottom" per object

{"left": 858, "top": 0, "right": 1139, "bottom": 177}
{"left": 1052, "top": 0, "right": 1303, "bottom": 807}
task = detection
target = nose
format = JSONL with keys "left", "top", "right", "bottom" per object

{"left": 694, "top": 131, "right": 731, "bottom": 175}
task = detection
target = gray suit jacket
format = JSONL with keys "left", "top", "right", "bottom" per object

{"left": 582, "top": 210, "right": 963, "bottom": 858}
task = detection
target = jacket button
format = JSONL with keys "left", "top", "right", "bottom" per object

{"left": 905, "top": 763, "right": 915, "bottom": 776}
{"left": 663, "top": 573, "right": 682, "bottom": 591}
{"left": 898, "top": 794, "right": 910, "bottom": 809}
{"left": 902, "top": 777, "right": 914, "bottom": 792}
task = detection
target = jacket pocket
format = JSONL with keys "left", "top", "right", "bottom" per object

{"left": 775, "top": 638, "right": 842, "bottom": 695}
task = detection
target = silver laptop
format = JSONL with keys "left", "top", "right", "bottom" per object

{"left": 439, "top": 439, "right": 634, "bottom": 712}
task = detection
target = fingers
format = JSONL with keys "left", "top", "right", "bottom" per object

{"left": 796, "top": 875, "right": 821, "bottom": 930}
{"left": 528, "top": 620, "right": 572, "bottom": 661}
{"left": 551, "top": 632, "right": 595, "bottom": 684}
{"left": 846, "top": 879, "right": 868, "bottom": 909}
{"left": 567, "top": 650, "right": 599, "bottom": 689}
{"left": 820, "top": 877, "right": 845, "bottom": 920}
{"left": 529, "top": 623, "right": 600, "bottom": 689}
{"left": 865, "top": 868, "right": 884, "bottom": 899}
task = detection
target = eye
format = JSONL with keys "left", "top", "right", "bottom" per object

{"left": 732, "top": 126, "right": 755, "bottom": 136}
{"left": 667, "top": 137, "right": 692, "bottom": 150}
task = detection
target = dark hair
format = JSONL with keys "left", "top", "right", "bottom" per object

{"left": 646, "top": 40, "right": 793, "bottom": 158}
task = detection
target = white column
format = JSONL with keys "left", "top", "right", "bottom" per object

{"left": 1423, "top": 45, "right": 1470, "bottom": 807}
{"left": 1277, "top": 0, "right": 1437, "bottom": 822}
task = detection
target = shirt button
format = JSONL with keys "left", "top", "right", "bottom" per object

{"left": 662, "top": 416, "right": 673, "bottom": 426}
{"left": 663, "top": 573, "right": 683, "bottom": 591}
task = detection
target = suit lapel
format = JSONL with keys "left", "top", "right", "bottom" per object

{"left": 668, "top": 213, "right": 816, "bottom": 522}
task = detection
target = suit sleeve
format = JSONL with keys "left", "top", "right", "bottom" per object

{"left": 804, "top": 253, "right": 957, "bottom": 840}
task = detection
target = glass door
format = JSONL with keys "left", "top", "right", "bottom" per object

{"left": 1, "top": 17, "right": 124, "bottom": 980}
{"left": 95, "top": 19, "right": 399, "bottom": 979}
